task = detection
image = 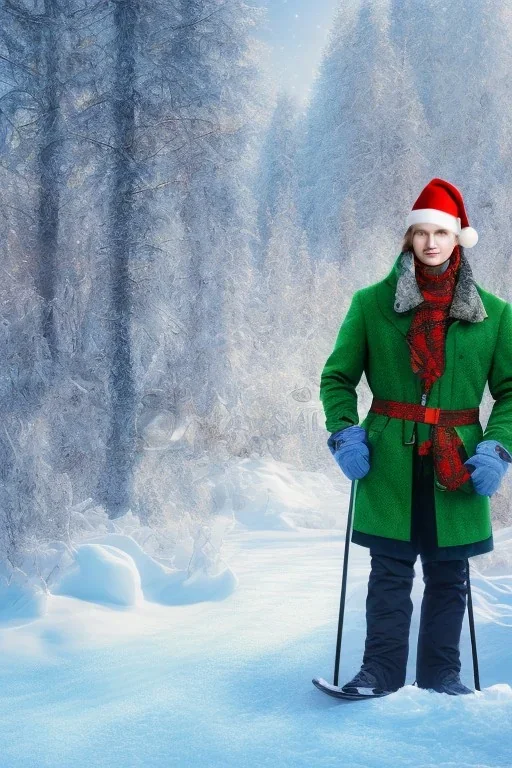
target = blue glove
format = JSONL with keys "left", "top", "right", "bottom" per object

{"left": 463, "top": 439, "right": 512, "bottom": 496}
{"left": 327, "top": 425, "right": 370, "bottom": 480}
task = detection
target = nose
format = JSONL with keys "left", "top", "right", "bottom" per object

{"left": 427, "top": 233, "right": 436, "bottom": 248}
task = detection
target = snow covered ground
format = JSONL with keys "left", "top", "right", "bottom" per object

{"left": 0, "top": 459, "right": 511, "bottom": 768}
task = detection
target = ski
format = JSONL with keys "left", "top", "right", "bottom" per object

{"left": 312, "top": 677, "right": 394, "bottom": 700}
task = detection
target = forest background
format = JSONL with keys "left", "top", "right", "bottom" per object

{"left": 1, "top": 0, "right": 511, "bottom": 585}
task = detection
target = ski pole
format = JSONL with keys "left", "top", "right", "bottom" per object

{"left": 466, "top": 557, "right": 481, "bottom": 691}
{"left": 333, "top": 478, "right": 357, "bottom": 687}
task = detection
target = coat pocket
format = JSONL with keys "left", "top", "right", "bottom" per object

{"left": 364, "top": 413, "right": 391, "bottom": 441}
{"left": 454, "top": 423, "right": 484, "bottom": 460}
{"left": 360, "top": 413, "right": 392, "bottom": 474}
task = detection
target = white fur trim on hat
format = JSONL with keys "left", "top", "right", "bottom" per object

{"left": 405, "top": 208, "right": 460, "bottom": 233}
{"left": 405, "top": 208, "right": 479, "bottom": 248}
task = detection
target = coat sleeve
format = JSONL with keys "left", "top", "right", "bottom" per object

{"left": 319, "top": 289, "right": 367, "bottom": 433}
{"left": 482, "top": 301, "right": 512, "bottom": 456}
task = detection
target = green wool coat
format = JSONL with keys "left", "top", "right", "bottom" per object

{"left": 320, "top": 250, "right": 512, "bottom": 548}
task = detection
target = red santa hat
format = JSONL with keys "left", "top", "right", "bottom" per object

{"left": 405, "top": 177, "right": 479, "bottom": 248}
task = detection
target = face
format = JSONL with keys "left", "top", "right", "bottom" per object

{"left": 411, "top": 223, "right": 458, "bottom": 266}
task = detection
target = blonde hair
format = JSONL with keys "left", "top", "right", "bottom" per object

{"left": 401, "top": 225, "right": 459, "bottom": 253}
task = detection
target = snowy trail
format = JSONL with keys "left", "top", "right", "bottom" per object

{"left": 0, "top": 527, "right": 511, "bottom": 768}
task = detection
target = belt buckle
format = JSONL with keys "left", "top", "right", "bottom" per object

{"left": 424, "top": 406, "right": 440, "bottom": 425}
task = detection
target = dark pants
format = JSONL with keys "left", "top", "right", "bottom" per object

{"left": 361, "top": 554, "right": 468, "bottom": 691}
{"left": 360, "top": 444, "right": 469, "bottom": 691}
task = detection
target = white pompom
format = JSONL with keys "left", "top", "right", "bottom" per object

{"left": 458, "top": 227, "right": 478, "bottom": 248}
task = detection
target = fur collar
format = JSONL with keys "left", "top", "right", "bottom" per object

{"left": 393, "top": 250, "right": 487, "bottom": 322}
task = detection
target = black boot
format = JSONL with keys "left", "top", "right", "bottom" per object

{"left": 415, "top": 558, "right": 470, "bottom": 692}
{"left": 430, "top": 669, "right": 474, "bottom": 695}
{"left": 360, "top": 553, "right": 416, "bottom": 693}
{"left": 341, "top": 667, "right": 392, "bottom": 696}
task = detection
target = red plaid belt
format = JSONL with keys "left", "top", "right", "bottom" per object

{"left": 369, "top": 397, "right": 479, "bottom": 491}
{"left": 369, "top": 398, "right": 479, "bottom": 426}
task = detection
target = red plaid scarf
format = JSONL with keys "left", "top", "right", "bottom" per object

{"left": 405, "top": 244, "right": 472, "bottom": 490}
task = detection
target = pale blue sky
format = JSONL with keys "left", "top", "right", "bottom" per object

{"left": 256, "top": 0, "right": 340, "bottom": 109}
